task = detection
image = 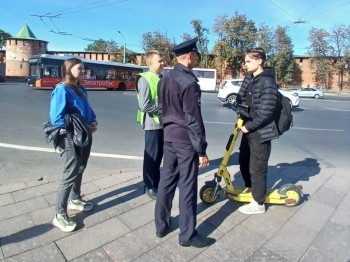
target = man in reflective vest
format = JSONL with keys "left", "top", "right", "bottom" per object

{"left": 136, "top": 50, "right": 164, "bottom": 200}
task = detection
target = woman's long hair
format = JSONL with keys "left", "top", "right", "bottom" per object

{"left": 62, "top": 58, "right": 85, "bottom": 97}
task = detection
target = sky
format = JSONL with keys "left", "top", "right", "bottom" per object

{"left": 1, "top": 0, "right": 349, "bottom": 55}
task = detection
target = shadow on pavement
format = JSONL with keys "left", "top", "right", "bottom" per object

{"left": 0, "top": 223, "right": 54, "bottom": 246}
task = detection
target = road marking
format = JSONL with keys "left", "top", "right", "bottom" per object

{"left": 0, "top": 143, "right": 143, "bottom": 160}
{"left": 324, "top": 107, "right": 350, "bottom": 112}
{"left": 204, "top": 121, "right": 234, "bottom": 125}
{"left": 204, "top": 122, "right": 343, "bottom": 132}
{"left": 292, "top": 127, "right": 344, "bottom": 132}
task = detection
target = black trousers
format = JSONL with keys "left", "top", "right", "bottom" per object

{"left": 155, "top": 141, "right": 199, "bottom": 244}
{"left": 143, "top": 129, "right": 164, "bottom": 189}
{"left": 239, "top": 132, "right": 271, "bottom": 205}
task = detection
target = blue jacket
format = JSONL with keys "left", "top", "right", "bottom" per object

{"left": 50, "top": 83, "right": 96, "bottom": 128}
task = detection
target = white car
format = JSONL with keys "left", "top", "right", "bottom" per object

{"left": 279, "top": 89, "right": 300, "bottom": 108}
{"left": 292, "top": 87, "right": 324, "bottom": 99}
{"left": 218, "top": 79, "right": 300, "bottom": 108}
{"left": 217, "top": 79, "right": 243, "bottom": 103}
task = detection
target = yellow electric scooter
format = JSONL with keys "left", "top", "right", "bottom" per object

{"left": 199, "top": 103, "right": 303, "bottom": 207}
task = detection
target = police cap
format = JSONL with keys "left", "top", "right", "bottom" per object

{"left": 171, "top": 38, "right": 199, "bottom": 56}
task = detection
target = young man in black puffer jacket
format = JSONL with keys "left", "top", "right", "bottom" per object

{"left": 236, "top": 48, "right": 279, "bottom": 215}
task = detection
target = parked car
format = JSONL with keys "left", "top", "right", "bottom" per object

{"left": 218, "top": 80, "right": 300, "bottom": 108}
{"left": 292, "top": 87, "right": 324, "bottom": 99}
{"left": 217, "top": 79, "right": 243, "bottom": 103}
{"left": 0, "top": 75, "right": 6, "bottom": 83}
{"left": 279, "top": 89, "right": 300, "bottom": 108}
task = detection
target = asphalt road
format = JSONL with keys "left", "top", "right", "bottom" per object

{"left": 0, "top": 81, "right": 349, "bottom": 185}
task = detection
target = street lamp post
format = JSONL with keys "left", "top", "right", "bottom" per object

{"left": 118, "top": 30, "right": 126, "bottom": 63}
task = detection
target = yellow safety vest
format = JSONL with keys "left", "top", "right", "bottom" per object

{"left": 136, "top": 71, "right": 160, "bottom": 125}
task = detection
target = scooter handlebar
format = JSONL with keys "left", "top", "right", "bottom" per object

{"left": 226, "top": 102, "right": 250, "bottom": 118}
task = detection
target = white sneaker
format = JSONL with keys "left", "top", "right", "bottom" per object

{"left": 53, "top": 213, "right": 77, "bottom": 232}
{"left": 238, "top": 199, "right": 265, "bottom": 215}
{"left": 68, "top": 199, "right": 94, "bottom": 212}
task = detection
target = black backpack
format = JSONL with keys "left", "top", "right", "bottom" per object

{"left": 275, "top": 92, "right": 293, "bottom": 135}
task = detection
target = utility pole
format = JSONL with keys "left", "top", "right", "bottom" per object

{"left": 118, "top": 30, "right": 126, "bottom": 63}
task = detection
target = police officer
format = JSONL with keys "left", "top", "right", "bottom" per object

{"left": 155, "top": 38, "right": 215, "bottom": 248}
{"left": 136, "top": 50, "right": 164, "bottom": 200}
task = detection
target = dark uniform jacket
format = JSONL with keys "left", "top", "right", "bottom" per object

{"left": 158, "top": 63, "right": 207, "bottom": 156}
{"left": 236, "top": 68, "right": 279, "bottom": 143}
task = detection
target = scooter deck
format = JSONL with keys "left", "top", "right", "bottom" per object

{"left": 224, "top": 186, "right": 291, "bottom": 204}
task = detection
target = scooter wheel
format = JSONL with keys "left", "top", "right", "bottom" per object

{"left": 284, "top": 189, "right": 302, "bottom": 207}
{"left": 200, "top": 185, "right": 219, "bottom": 204}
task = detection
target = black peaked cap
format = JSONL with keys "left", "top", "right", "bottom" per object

{"left": 171, "top": 38, "right": 199, "bottom": 56}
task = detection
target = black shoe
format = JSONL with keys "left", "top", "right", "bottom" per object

{"left": 179, "top": 235, "right": 216, "bottom": 248}
{"left": 156, "top": 228, "right": 168, "bottom": 238}
{"left": 145, "top": 187, "right": 157, "bottom": 200}
{"left": 156, "top": 220, "right": 171, "bottom": 238}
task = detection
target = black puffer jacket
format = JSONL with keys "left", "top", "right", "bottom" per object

{"left": 237, "top": 68, "right": 279, "bottom": 143}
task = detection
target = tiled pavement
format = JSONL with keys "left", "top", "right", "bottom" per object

{"left": 0, "top": 164, "right": 349, "bottom": 262}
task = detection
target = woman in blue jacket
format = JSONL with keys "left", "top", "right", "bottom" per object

{"left": 50, "top": 58, "right": 98, "bottom": 232}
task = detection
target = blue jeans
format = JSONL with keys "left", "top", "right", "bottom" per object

{"left": 55, "top": 134, "right": 92, "bottom": 214}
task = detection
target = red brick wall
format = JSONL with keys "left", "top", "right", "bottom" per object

{"left": 6, "top": 38, "right": 47, "bottom": 77}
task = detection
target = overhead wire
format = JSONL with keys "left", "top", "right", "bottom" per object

{"left": 306, "top": 0, "right": 350, "bottom": 20}
{"left": 31, "top": 0, "right": 129, "bottom": 45}
{"left": 40, "top": 0, "right": 128, "bottom": 18}
{"left": 267, "top": 0, "right": 296, "bottom": 21}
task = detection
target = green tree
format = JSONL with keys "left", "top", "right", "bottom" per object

{"left": 270, "top": 26, "right": 294, "bottom": 86}
{"left": 0, "top": 29, "right": 12, "bottom": 50}
{"left": 85, "top": 39, "right": 113, "bottom": 52}
{"left": 329, "top": 24, "right": 350, "bottom": 90}
{"left": 213, "top": 12, "right": 257, "bottom": 78}
{"left": 255, "top": 24, "right": 274, "bottom": 59}
{"left": 183, "top": 19, "right": 210, "bottom": 68}
{"left": 307, "top": 28, "right": 332, "bottom": 89}
{"left": 140, "top": 31, "right": 175, "bottom": 66}
{"left": 85, "top": 39, "right": 136, "bottom": 63}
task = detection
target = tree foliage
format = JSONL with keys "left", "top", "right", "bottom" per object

{"left": 85, "top": 39, "right": 118, "bottom": 52}
{"left": 0, "top": 29, "right": 12, "bottom": 50}
{"left": 183, "top": 19, "right": 210, "bottom": 68}
{"left": 269, "top": 26, "right": 294, "bottom": 86}
{"left": 329, "top": 24, "right": 350, "bottom": 89}
{"left": 212, "top": 12, "right": 256, "bottom": 77}
{"left": 140, "top": 31, "right": 175, "bottom": 66}
{"left": 307, "top": 28, "right": 332, "bottom": 88}
{"left": 256, "top": 24, "right": 274, "bottom": 59}
{"left": 85, "top": 38, "right": 136, "bottom": 63}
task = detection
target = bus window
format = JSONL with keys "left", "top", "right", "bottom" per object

{"left": 203, "top": 71, "right": 215, "bottom": 79}
{"left": 29, "top": 64, "right": 40, "bottom": 77}
{"left": 88, "top": 67, "right": 105, "bottom": 80}
{"left": 106, "top": 69, "right": 115, "bottom": 79}
{"left": 43, "top": 65, "right": 60, "bottom": 78}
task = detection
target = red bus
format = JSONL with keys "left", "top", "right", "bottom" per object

{"left": 27, "top": 54, "right": 144, "bottom": 90}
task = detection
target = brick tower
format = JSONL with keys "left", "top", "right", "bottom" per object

{"left": 5, "top": 23, "right": 48, "bottom": 78}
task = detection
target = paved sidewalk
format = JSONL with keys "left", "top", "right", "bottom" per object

{"left": 0, "top": 164, "right": 349, "bottom": 262}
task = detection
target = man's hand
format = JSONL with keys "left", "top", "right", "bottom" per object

{"left": 199, "top": 155, "right": 209, "bottom": 169}
{"left": 241, "top": 125, "right": 249, "bottom": 133}
{"left": 90, "top": 122, "right": 98, "bottom": 133}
